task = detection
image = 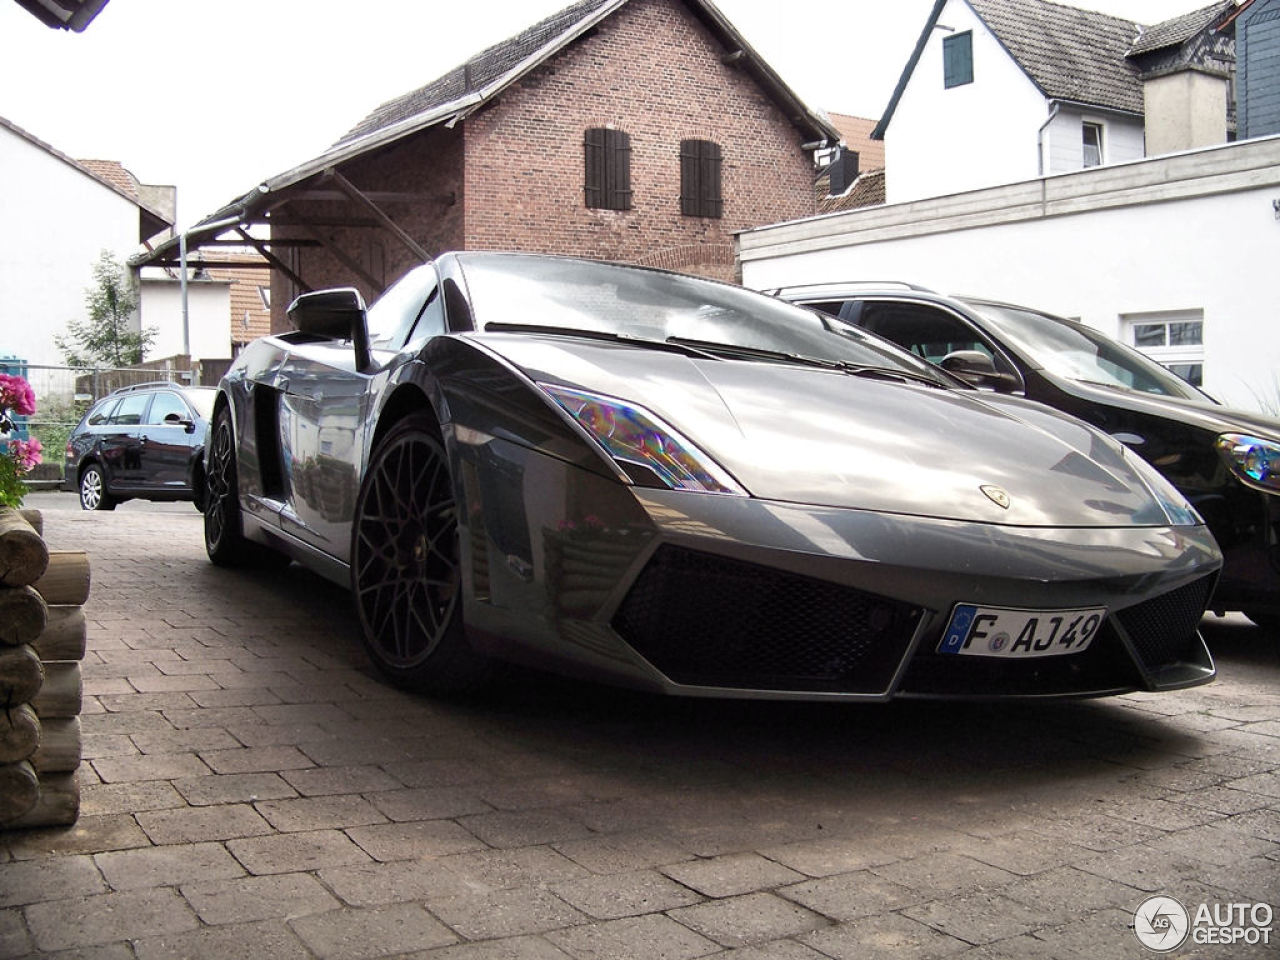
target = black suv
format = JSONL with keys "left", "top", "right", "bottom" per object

{"left": 63, "top": 382, "right": 216, "bottom": 511}
{"left": 773, "top": 283, "right": 1280, "bottom": 630}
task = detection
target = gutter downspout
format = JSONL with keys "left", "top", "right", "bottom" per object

{"left": 1038, "top": 100, "right": 1062, "bottom": 176}
{"left": 179, "top": 232, "right": 189, "bottom": 358}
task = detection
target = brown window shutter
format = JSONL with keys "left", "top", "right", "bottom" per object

{"left": 609, "top": 130, "right": 632, "bottom": 210}
{"left": 584, "top": 128, "right": 605, "bottom": 208}
{"left": 703, "top": 141, "right": 722, "bottom": 218}
{"left": 680, "top": 139, "right": 722, "bottom": 218}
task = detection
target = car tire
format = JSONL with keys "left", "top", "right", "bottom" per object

{"left": 204, "top": 406, "right": 264, "bottom": 567}
{"left": 78, "top": 464, "right": 116, "bottom": 511}
{"left": 351, "top": 414, "right": 490, "bottom": 695}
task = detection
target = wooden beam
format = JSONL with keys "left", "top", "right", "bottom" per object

{"left": 289, "top": 189, "right": 444, "bottom": 204}
{"left": 324, "top": 168, "right": 430, "bottom": 262}
{"left": 235, "top": 228, "right": 312, "bottom": 294}
{"left": 302, "top": 224, "right": 384, "bottom": 294}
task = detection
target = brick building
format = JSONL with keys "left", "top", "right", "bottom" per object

{"left": 137, "top": 0, "right": 838, "bottom": 330}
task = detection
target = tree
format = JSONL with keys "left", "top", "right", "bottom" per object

{"left": 55, "top": 251, "right": 156, "bottom": 367}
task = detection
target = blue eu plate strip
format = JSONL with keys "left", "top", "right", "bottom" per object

{"left": 938, "top": 604, "right": 976, "bottom": 655}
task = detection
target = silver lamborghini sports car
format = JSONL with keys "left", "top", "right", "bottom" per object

{"left": 204, "top": 253, "right": 1221, "bottom": 700}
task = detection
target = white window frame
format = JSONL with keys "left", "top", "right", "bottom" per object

{"left": 1122, "top": 309, "right": 1205, "bottom": 387}
{"left": 1082, "top": 121, "right": 1104, "bottom": 168}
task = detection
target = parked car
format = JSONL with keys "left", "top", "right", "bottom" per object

{"left": 63, "top": 382, "right": 215, "bottom": 511}
{"left": 769, "top": 282, "right": 1280, "bottom": 631}
{"left": 205, "top": 252, "right": 1221, "bottom": 700}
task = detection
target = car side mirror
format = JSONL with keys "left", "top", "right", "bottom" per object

{"left": 288, "top": 288, "right": 373, "bottom": 372}
{"left": 163, "top": 411, "right": 196, "bottom": 434}
{"left": 940, "top": 350, "right": 1019, "bottom": 392}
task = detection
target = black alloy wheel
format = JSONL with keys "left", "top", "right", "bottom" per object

{"left": 204, "top": 407, "right": 252, "bottom": 565}
{"left": 78, "top": 464, "right": 115, "bottom": 511}
{"left": 351, "top": 415, "right": 489, "bottom": 694}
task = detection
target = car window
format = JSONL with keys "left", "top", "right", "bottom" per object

{"left": 86, "top": 398, "right": 118, "bottom": 426}
{"left": 367, "top": 263, "right": 441, "bottom": 348}
{"left": 857, "top": 301, "right": 1014, "bottom": 373}
{"left": 963, "top": 300, "right": 1208, "bottom": 400}
{"left": 145, "top": 392, "right": 189, "bottom": 425}
{"left": 108, "top": 393, "right": 149, "bottom": 426}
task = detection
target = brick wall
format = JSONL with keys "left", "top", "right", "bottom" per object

{"left": 273, "top": 0, "right": 817, "bottom": 322}
{"left": 464, "top": 0, "right": 817, "bottom": 281}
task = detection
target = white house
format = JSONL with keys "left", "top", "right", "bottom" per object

{"left": 873, "top": 0, "right": 1237, "bottom": 204}
{"left": 738, "top": 135, "right": 1280, "bottom": 414}
{"left": 0, "top": 116, "right": 172, "bottom": 370}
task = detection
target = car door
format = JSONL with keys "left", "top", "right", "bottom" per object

{"left": 138, "top": 389, "right": 198, "bottom": 491}
{"left": 100, "top": 392, "right": 150, "bottom": 488}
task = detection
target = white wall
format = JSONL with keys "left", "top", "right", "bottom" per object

{"left": 0, "top": 124, "right": 143, "bottom": 368}
{"left": 139, "top": 277, "right": 232, "bottom": 362}
{"left": 1045, "top": 107, "right": 1145, "bottom": 174}
{"left": 739, "top": 137, "right": 1280, "bottom": 413}
{"left": 884, "top": 0, "right": 1051, "bottom": 204}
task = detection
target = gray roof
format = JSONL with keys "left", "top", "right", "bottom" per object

{"left": 337, "top": 0, "right": 613, "bottom": 146}
{"left": 966, "top": 0, "right": 1144, "bottom": 113}
{"left": 1129, "top": 1, "right": 1234, "bottom": 57}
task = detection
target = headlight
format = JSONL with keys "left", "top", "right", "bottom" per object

{"left": 1217, "top": 434, "right": 1280, "bottom": 493}
{"left": 1122, "top": 447, "right": 1202, "bottom": 526}
{"left": 540, "top": 383, "right": 745, "bottom": 495}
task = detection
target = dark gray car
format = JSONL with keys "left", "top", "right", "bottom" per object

{"left": 204, "top": 253, "right": 1221, "bottom": 700}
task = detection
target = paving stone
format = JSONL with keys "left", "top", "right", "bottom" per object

{"left": 779, "top": 869, "right": 922, "bottom": 921}
{"left": 225, "top": 720, "right": 333, "bottom": 746}
{"left": 98, "top": 691, "right": 200, "bottom": 713}
{"left": 440, "top": 845, "right": 591, "bottom": 891}
{"left": 381, "top": 756, "right": 496, "bottom": 788}
{"left": 760, "top": 836, "right": 902, "bottom": 877}
{"left": 188, "top": 686, "right": 286, "bottom": 707}
{"left": 668, "top": 892, "right": 828, "bottom": 948}
{"left": 553, "top": 833, "right": 695, "bottom": 875}
{"left": 660, "top": 852, "right": 806, "bottom": 899}
{"left": 90, "top": 751, "right": 212, "bottom": 783}
{"left": 127, "top": 672, "right": 223, "bottom": 693}
{"left": 199, "top": 744, "right": 316, "bottom": 774}
{"left": 366, "top": 786, "right": 494, "bottom": 822}
{"left": 4, "top": 814, "right": 152, "bottom": 859}
{"left": 318, "top": 860, "right": 476, "bottom": 907}
{"left": 290, "top": 902, "right": 457, "bottom": 959}
{"left": 553, "top": 869, "right": 704, "bottom": 919}
{"left": 227, "top": 828, "right": 374, "bottom": 875}
{"left": 79, "top": 710, "right": 175, "bottom": 736}
{"left": 1027, "top": 814, "right": 1165, "bottom": 853}
{"left": 717, "top": 942, "right": 833, "bottom": 960}
{"left": 24, "top": 888, "right": 198, "bottom": 952}
{"left": 132, "top": 918, "right": 314, "bottom": 960}
{"left": 0, "top": 907, "right": 31, "bottom": 959}
{"left": 545, "top": 913, "right": 720, "bottom": 960}
{"left": 345, "top": 819, "right": 487, "bottom": 862}
{"left": 254, "top": 794, "right": 389, "bottom": 832}
{"left": 429, "top": 886, "right": 588, "bottom": 939}
{"left": 413, "top": 934, "right": 577, "bottom": 959}
{"left": 459, "top": 810, "right": 594, "bottom": 849}
{"left": 870, "top": 852, "right": 1019, "bottom": 899}
{"left": 95, "top": 840, "right": 245, "bottom": 890}
{"left": 903, "top": 891, "right": 1047, "bottom": 945}
{"left": 129, "top": 726, "right": 243, "bottom": 754}
{"left": 280, "top": 764, "right": 404, "bottom": 797}
{"left": 1028, "top": 908, "right": 1157, "bottom": 960}
{"left": 1147, "top": 822, "right": 1279, "bottom": 866}
{"left": 0, "top": 855, "right": 106, "bottom": 907}
{"left": 180, "top": 872, "right": 340, "bottom": 924}
{"left": 1169, "top": 784, "right": 1277, "bottom": 815}
{"left": 800, "top": 912, "right": 971, "bottom": 960}
{"left": 78, "top": 780, "right": 186, "bottom": 817}
{"left": 173, "top": 771, "right": 299, "bottom": 806}
{"left": 136, "top": 803, "right": 273, "bottom": 844}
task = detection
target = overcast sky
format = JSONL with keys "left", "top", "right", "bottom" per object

{"left": 0, "top": 0, "right": 1212, "bottom": 229}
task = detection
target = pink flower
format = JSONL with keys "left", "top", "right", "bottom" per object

{"left": 10, "top": 437, "right": 42, "bottom": 472}
{"left": 0, "top": 374, "right": 36, "bottom": 416}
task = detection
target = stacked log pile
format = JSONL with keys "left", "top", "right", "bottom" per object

{"left": 0, "top": 507, "right": 88, "bottom": 828}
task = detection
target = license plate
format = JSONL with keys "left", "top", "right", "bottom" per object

{"left": 937, "top": 604, "right": 1105, "bottom": 658}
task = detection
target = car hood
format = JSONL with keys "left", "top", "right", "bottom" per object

{"left": 472, "top": 334, "right": 1188, "bottom": 527}
{"left": 1055, "top": 377, "right": 1280, "bottom": 442}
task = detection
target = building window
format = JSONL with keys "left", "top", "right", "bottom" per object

{"left": 1125, "top": 312, "right": 1204, "bottom": 386}
{"left": 1082, "top": 122, "right": 1104, "bottom": 167}
{"left": 679, "top": 139, "right": 723, "bottom": 218}
{"left": 943, "top": 31, "right": 973, "bottom": 88}
{"left": 584, "top": 127, "right": 632, "bottom": 210}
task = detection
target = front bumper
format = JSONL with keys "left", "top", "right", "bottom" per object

{"left": 459, "top": 449, "right": 1221, "bottom": 701}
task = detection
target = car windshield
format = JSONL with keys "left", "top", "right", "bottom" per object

{"left": 962, "top": 299, "right": 1208, "bottom": 401}
{"left": 457, "top": 254, "right": 947, "bottom": 381}
{"left": 185, "top": 388, "right": 217, "bottom": 419}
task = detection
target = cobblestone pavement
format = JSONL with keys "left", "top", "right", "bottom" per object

{"left": 3, "top": 492, "right": 1278, "bottom": 959}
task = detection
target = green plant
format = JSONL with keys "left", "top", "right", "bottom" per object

{"left": 0, "top": 373, "right": 41, "bottom": 507}
{"left": 54, "top": 251, "right": 156, "bottom": 367}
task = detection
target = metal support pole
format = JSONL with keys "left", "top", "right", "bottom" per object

{"left": 179, "top": 232, "right": 190, "bottom": 358}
